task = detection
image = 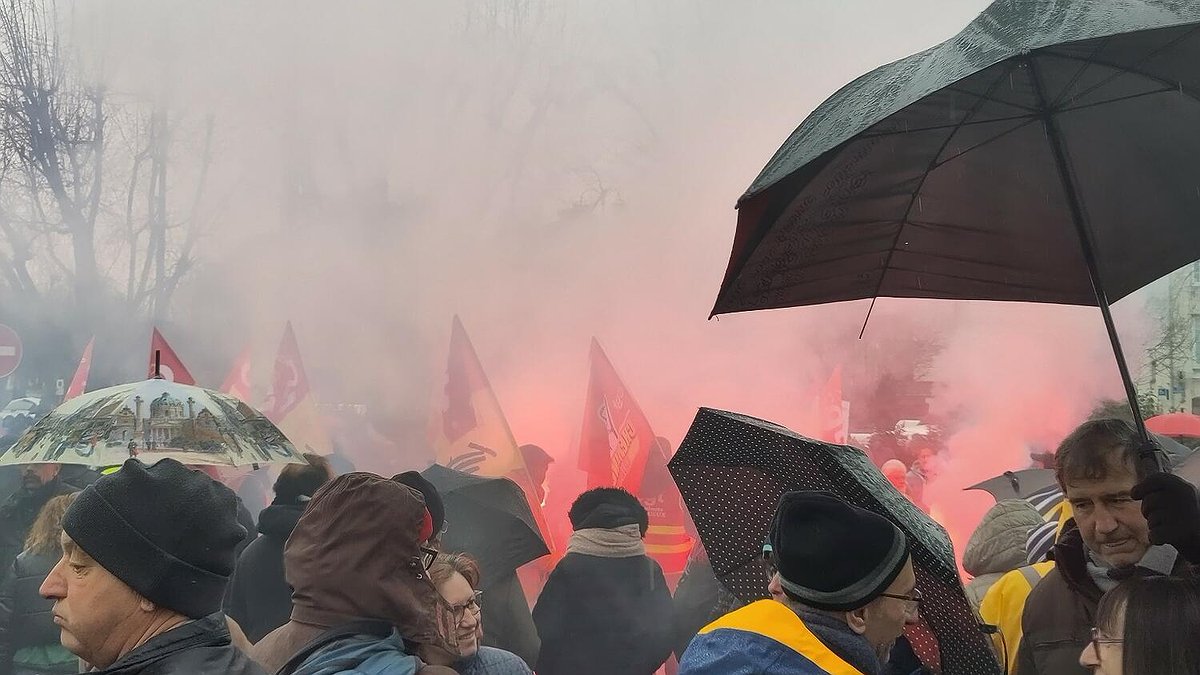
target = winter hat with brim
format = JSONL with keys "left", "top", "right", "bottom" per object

{"left": 770, "top": 491, "right": 908, "bottom": 611}
{"left": 63, "top": 458, "right": 245, "bottom": 619}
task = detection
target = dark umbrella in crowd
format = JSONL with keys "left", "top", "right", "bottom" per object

{"left": 965, "top": 469, "right": 1059, "bottom": 501}
{"left": 421, "top": 463, "right": 549, "bottom": 576}
{"left": 710, "top": 0, "right": 1200, "bottom": 471}
{"left": 668, "top": 407, "right": 1001, "bottom": 675}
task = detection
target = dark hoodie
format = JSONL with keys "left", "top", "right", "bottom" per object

{"left": 249, "top": 473, "right": 458, "bottom": 675}
{"left": 225, "top": 502, "right": 306, "bottom": 643}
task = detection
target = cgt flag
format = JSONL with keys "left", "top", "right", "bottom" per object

{"left": 148, "top": 328, "right": 196, "bottom": 385}
{"left": 429, "top": 316, "right": 554, "bottom": 551}
{"left": 264, "top": 323, "right": 332, "bottom": 455}
{"left": 578, "top": 338, "right": 656, "bottom": 491}
{"left": 220, "top": 345, "right": 254, "bottom": 403}
{"left": 578, "top": 339, "right": 692, "bottom": 573}
{"left": 63, "top": 337, "right": 95, "bottom": 402}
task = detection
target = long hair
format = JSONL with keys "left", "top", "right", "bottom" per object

{"left": 24, "top": 492, "right": 78, "bottom": 557}
{"left": 1096, "top": 574, "right": 1200, "bottom": 675}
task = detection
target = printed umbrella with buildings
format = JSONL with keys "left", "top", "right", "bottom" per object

{"left": 0, "top": 378, "right": 303, "bottom": 467}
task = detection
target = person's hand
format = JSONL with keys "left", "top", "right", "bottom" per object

{"left": 1131, "top": 472, "right": 1200, "bottom": 564}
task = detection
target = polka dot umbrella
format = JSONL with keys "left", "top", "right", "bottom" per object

{"left": 669, "top": 407, "right": 1000, "bottom": 675}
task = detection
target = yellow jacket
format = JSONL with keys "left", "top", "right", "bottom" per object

{"left": 978, "top": 561, "right": 1055, "bottom": 673}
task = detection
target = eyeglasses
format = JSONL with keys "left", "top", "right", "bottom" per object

{"left": 449, "top": 590, "right": 483, "bottom": 622}
{"left": 1090, "top": 627, "right": 1123, "bottom": 661}
{"left": 420, "top": 546, "right": 438, "bottom": 570}
{"left": 879, "top": 587, "right": 923, "bottom": 616}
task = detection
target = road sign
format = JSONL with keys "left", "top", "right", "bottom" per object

{"left": 0, "top": 324, "right": 22, "bottom": 378}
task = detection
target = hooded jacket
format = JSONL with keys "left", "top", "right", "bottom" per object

{"left": 962, "top": 500, "right": 1043, "bottom": 609}
{"left": 225, "top": 502, "right": 306, "bottom": 643}
{"left": 249, "top": 473, "right": 458, "bottom": 675}
{"left": 90, "top": 613, "right": 263, "bottom": 675}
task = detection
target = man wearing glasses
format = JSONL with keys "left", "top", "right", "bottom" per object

{"left": 679, "top": 491, "right": 920, "bottom": 674}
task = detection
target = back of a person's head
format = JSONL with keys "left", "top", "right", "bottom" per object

{"left": 962, "top": 499, "right": 1042, "bottom": 576}
{"left": 568, "top": 487, "right": 649, "bottom": 535}
{"left": 1096, "top": 574, "right": 1200, "bottom": 675}
{"left": 1054, "top": 418, "right": 1140, "bottom": 489}
{"left": 25, "top": 492, "right": 78, "bottom": 556}
{"left": 273, "top": 453, "right": 333, "bottom": 504}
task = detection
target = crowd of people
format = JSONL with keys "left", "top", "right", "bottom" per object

{"left": 0, "top": 417, "right": 1196, "bottom": 673}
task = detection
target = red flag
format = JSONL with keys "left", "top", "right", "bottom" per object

{"left": 148, "top": 328, "right": 196, "bottom": 385}
{"left": 578, "top": 338, "right": 656, "bottom": 491}
{"left": 63, "top": 337, "right": 94, "bottom": 401}
{"left": 578, "top": 339, "right": 692, "bottom": 571}
{"left": 264, "top": 323, "right": 331, "bottom": 454}
{"left": 429, "top": 316, "right": 555, "bottom": 553}
{"left": 220, "top": 345, "right": 254, "bottom": 402}
{"left": 816, "top": 365, "right": 850, "bottom": 444}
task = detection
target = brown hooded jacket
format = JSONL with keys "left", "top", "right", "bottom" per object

{"left": 249, "top": 472, "right": 458, "bottom": 674}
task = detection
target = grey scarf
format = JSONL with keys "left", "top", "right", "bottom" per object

{"left": 1086, "top": 544, "right": 1178, "bottom": 592}
{"left": 566, "top": 524, "right": 646, "bottom": 558}
{"left": 794, "top": 609, "right": 882, "bottom": 675}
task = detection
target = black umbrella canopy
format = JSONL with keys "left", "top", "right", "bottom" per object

{"left": 966, "top": 468, "right": 1059, "bottom": 501}
{"left": 715, "top": 0, "right": 1200, "bottom": 315}
{"left": 421, "top": 464, "right": 549, "bottom": 583}
{"left": 669, "top": 407, "right": 1000, "bottom": 675}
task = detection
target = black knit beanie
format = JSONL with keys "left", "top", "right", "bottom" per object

{"left": 770, "top": 491, "right": 908, "bottom": 611}
{"left": 393, "top": 471, "right": 445, "bottom": 535}
{"left": 63, "top": 458, "right": 246, "bottom": 619}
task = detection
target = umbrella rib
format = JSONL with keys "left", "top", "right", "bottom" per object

{"left": 944, "top": 85, "right": 1040, "bottom": 114}
{"left": 1039, "top": 26, "right": 1200, "bottom": 108}
{"left": 1056, "top": 86, "right": 1178, "bottom": 113}
{"left": 865, "top": 62, "right": 1020, "bottom": 306}
{"left": 1047, "top": 37, "right": 1112, "bottom": 110}
{"left": 929, "top": 117, "right": 1038, "bottom": 170}
{"left": 856, "top": 112, "right": 1034, "bottom": 139}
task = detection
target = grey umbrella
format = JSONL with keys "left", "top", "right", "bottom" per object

{"left": 712, "top": 0, "right": 1200, "bottom": 463}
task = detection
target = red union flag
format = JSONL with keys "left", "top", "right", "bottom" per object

{"left": 264, "top": 323, "right": 331, "bottom": 454}
{"left": 578, "top": 339, "right": 692, "bottom": 572}
{"left": 220, "top": 345, "right": 254, "bottom": 403}
{"left": 429, "top": 316, "right": 554, "bottom": 552}
{"left": 63, "top": 337, "right": 95, "bottom": 401}
{"left": 578, "top": 339, "right": 656, "bottom": 491}
{"left": 148, "top": 328, "right": 196, "bottom": 385}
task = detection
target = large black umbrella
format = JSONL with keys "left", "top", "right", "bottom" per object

{"left": 420, "top": 464, "right": 549, "bottom": 580}
{"left": 669, "top": 407, "right": 1000, "bottom": 675}
{"left": 712, "top": 0, "right": 1200, "bottom": 461}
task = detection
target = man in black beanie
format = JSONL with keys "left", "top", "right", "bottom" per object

{"left": 532, "top": 487, "right": 675, "bottom": 675}
{"left": 679, "top": 491, "right": 919, "bottom": 675}
{"left": 38, "top": 458, "right": 264, "bottom": 674}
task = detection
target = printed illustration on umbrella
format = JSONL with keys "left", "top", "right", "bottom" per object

{"left": 0, "top": 378, "right": 303, "bottom": 467}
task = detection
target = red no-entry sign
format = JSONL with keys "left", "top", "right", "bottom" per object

{"left": 0, "top": 324, "right": 22, "bottom": 378}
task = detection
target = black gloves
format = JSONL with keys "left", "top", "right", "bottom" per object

{"left": 1132, "top": 472, "right": 1200, "bottom": 565}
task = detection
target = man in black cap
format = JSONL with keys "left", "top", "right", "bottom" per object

{"left": 38, "top": 458, "right": 263, "bottom": 674}
{"left": 679, "top": 491, "right": 920, "bottom": 675}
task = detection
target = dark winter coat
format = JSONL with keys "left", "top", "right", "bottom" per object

{"left": 1015, "top": 523, "right": 1195, "bottom": 675}
{"left": 0, "top": 481, "right": 73, "bottom": 574}
{"left": 0, "top": 551, "right": 75, "bottom": 674}
{"left": 532, "top": 552, "right": 675, "bottom": 675}
{"left": 671, "top": 548, "right": 721, "bottom": 660}
{"left": 91, "top": 612, "right": 264, "bottom": 674}
{"left": 478, "top": 571, "right": 539, "bottom": 668}
{"left": 225, "top": 503, "right": 305, "bottom": 643}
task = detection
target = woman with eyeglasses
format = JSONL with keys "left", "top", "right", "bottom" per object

{"left": 1079, "top": 575, "right": 1200, "bottom": 675}
{"left": 428, "top": 553, "right": 532, "bottom": 675}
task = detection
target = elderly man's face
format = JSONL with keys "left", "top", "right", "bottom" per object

{"left": 1064, "top": 457, "right": 1150, "bottom": 568}
{"left": 39, "top": 533, "right": 147, "bottom": 669}
{"left": 22, "top": 463, "right": 59, "bottom": 489}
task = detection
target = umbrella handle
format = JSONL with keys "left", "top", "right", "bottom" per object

{"left": 1137, "top": 439, "right": 1167, "bottom": 479}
